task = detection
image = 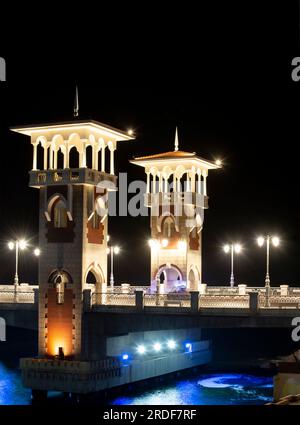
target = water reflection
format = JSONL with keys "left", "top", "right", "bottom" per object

{"left": 0, "top": 360, "right": 273, "bottom": 405}
{"left": 111, "top": 374, "right": 273, "bottom": 405}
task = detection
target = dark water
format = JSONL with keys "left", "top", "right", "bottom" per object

{"left": 110, "top": 373, "right": 273, "bottom": 405}
{"left": 0, "top": 361, "right": 273, "bottom": 405}
{"left": 1, "top": 327, "right": 288, "bottom": 405}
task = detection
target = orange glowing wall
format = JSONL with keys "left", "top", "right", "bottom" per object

{"left": 46, "top": 288, "right": 74, "bottom": 357}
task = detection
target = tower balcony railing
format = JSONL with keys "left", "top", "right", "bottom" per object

{"left": 144, "top": 192, "right": 208, "bottom": 209}
{"left": 29, "top": 168, "right": 117, "bottom": 188}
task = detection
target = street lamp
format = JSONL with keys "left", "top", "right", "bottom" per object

{"left": 257, "top": 235, "right": 280, "bottom": 287}
{"left": 8, "top": 239, "right": 28, "bottom": 286}
{"left": 8, "top": 240, "right": 41, "bottom": 286}
{"left": 107, "top": 244, "right": 120, "bottom": 288}
{"left": 223, "top": 243, "right": 242, "bottom": 287}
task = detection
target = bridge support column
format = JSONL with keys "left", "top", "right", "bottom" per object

{"left": 34, "top": 288, "right": 39, "bottom": 305}
{"left": 83, "top": 289, "right": 91, "bottom": 311}
{"left": 190, "top": 291, "right": 200, "bottom": 312}
{"left": 249, "top": 292, "right": 258, "bottom": 314}
{"left": 135, "top": 290, "right": 144, "bottom": 311}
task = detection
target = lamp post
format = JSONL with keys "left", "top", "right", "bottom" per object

{"left": 223, "top": 243, "right": 242, "bottom": 287}
{"left": 107, "top": 245, "right": 120, "bottom": 289}
{"left": 8, "top": 240, "right": 40, "bottom": 288}
{"left": 257, "top": 235, "right": 279, "bottom": 288}
{"left": 8, "top": 240, "right": 28, "bottom": 287}
{"left": 257, "top": 235, "right": 279, "bottom": 308}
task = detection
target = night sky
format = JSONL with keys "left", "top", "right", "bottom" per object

{"left": 0, "top": 3, "right": 299, "bottom": 287}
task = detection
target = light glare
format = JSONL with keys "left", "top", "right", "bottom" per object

{"left": 8, "top": 242, "right": 14, "bottom": 250}
{"left": 161, "top": 239, "right": 168, "bottom": 248}
{"left": 167, "top": 340, "right": 176, "bottom": 350}
{"left": 177, "top": 240, "right": 187, "bottom": 250}
{"left": 137, "top": 345, "right": 146, "bottom": 354}
{"left": 272, "top": 236, "right": 280, "bottom": 247}
{"left": 223, "top": 244, "right": 230, "bottom": 253}
{"left": 257, "top": 237, "right": 264, "bottom": 247}
{"left": 234, "top": 244, "right": 242, "bottom": 254}
{"left": 114, "top": 246, "right": 120, "bottom": 254}
{"left": 19, "top": 240, "right": 27, "bottom": 250}
{"left": 34, "top": 248, "right": 40, "bottom": 257}
{"left": 153, "top": 342, "right": 161, "bottom": 352}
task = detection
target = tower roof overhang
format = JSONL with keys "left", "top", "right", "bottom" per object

{"left": 10, "top": 119, "right": 133, "bottom": 142}
{"left": 130, "top": 150, "right": 221, "bottom": 170}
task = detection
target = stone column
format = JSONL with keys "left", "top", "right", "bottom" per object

{"left": 101, "top": 144, "right": 105, "bottom": 172}
{"left": 203, "top": 170, "right": 207, "bottom": 196}
{"left": 43, "top": 145, "right": 48, "bottom": 170}
{"left": 152, "top": 174, "right": 156, "bottom": 193}
{"left": 64, "top": 142, "right": 70, "bottom": 168}
{"left": 32, "top": 143, "right": 38, "bottom": 170}
{"left": 191, "top": 171, "right": 196, "bottom": 192}
{"left": 173, "top": 175, "right": 177, "bottom": 192}
{"left": 190, "top": 291, "right": 200, "bottom": 312}
{"left": 109, "top": 145, "right": 115, "bottom": 175}
{"left": 197, "top": 170, "right": 202, "bottom": 194}
{"left": 158, "top": 173, "right": 163, "bottom": 192}
{"left": 81, "top": 141, "right": 87, "bottom": 168}
{"left": 146, "top": 172, "right": 150, "bottom": 193}
{"left": 49, "top": 145, "right": 54, "bottom": 169}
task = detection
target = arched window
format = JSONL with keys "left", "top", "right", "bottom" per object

{"left": 54, "top": 200, "right": 68, "bottom": 228}
{"left": 86, "top": 270, "right": 97, "bottom": 284}
{"left": 163, "top": 216, "right": 176, "bottom": 238}
{"left": 56, "top": 280, "right": 65, "bottom": 304}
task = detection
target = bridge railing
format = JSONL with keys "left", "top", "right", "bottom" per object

{"left": 91, "top": 292, "right": 136, "bottom": 306}
{"left": 144, "top": 293, "right": 191, "bottom": 308}
{"left": 199, "top": 294, "right": 249, "bottom": 308}
{"left": 0, "top": 286, "right": 37, "bottom": 304}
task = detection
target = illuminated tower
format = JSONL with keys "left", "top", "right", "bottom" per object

{"left": 11, "top": 120, "right": 133, "bottom": 359}
{"left": 131, "top": 129, "right": 220, "bottom": 293}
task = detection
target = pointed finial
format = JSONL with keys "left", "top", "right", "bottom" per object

{"left": 174, "top": 127, "right": 179, "bottom": 151}
{"left": 73, "top": 85, "right": 79, "bottom": 117}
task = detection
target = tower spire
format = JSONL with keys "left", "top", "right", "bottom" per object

{"left": 174, "top": 127, "right": 179, "bottom": 151}
{"left": 73, "top": 85, "right": 79, "bottom": 117}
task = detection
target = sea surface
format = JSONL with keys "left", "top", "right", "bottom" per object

{"left": 0, "top": 360, "right": 273, "bottom": 405}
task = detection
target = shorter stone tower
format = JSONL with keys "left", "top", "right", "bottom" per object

{"left": 130, "top": 129, "right": 220, "bottom": 293}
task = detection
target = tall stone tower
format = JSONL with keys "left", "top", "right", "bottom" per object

{"left": 131, "top": 129, "right": 220, "bottom": 293}
{"left": 11, "top": 120, "right": 133, "bottom": 359}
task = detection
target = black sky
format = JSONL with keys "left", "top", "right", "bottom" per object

{"left": 0, "top": 2, "right": 299, "bottom": 287}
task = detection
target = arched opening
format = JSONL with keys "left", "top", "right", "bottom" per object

{"left": 86, "top": 270, "right": 97, "bottom": 284}
{"left": 37, "top": 143, "right": 44, "bottom": 170}
{"left": 86, "top": 145, "right": 93, "bottom": 169}
{"left": 48, "top": 269, "right": 73, "bottom": 284}
{"left": 163, "top": 216, "right": 176, "bottom": 238}
{"left": 69, "top": 146, "right": 79, "bottom": 168}
{"left": 155, "top": 265, "right": 184, "bottom": 293}
{"left": 57, "top": 148, "right": 64, "bottom": 169}
{"left": 53, "top": 199, "right": 68, "bottom": 228}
